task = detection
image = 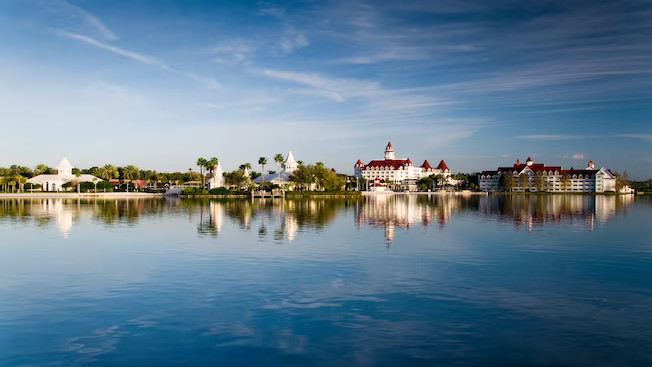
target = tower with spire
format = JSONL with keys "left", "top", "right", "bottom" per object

{"left": 384, "top": 141, "right": 395, "bottom": 160}
{"left": 284, "top": 151, "right": 297, "bottom": 173}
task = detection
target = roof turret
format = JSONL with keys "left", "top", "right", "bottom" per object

{"left": 437, "top": 160, "right": 449, "bottom": 171}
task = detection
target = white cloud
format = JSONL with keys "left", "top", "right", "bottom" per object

{"left": 211, "top": 38, "right": 256, "bottom": 64}
{"left": 618, "top": 134, "right": 652, "bottom": 142}
{"left": 276, "top": 27, "right": 309, "bottom": 55}
{"left": 518, "top": 134, "right": 588, "bottom": 140}
{"left": 257, "top": 2, "right": 286, "bottom": 17}
{"left": 58, "top": 0, "right": 117, "bottom": 40}
{"left": 261, "top": 69, "right": 381, "bottom": 101}
{"left": 57, "top": 30, "right": 166, "bottom": 67}
{"left": 57, "top": 30, "right": 220, "bottom": 89}
{"left": 572, "top": 153, "right": 585, "bottom": 159}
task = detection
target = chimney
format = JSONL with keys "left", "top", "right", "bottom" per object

{"left": 516, "top": 159, "right": 520, "bottom": 165}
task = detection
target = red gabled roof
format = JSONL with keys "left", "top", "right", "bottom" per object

{"left": 564, "top": 169, "right": 596, "bottom": 175}
{"left": 498, "top": 163, "right": 562, "bottom": 173}
{"left": 406, "top": 158, "right": 412, "bottom": 165}
{"left": 355, "top": 159, "right": 363, "bottom": 166}
{"left": 528, "top": 164, "right": 562, "bottom": 173}
{"left": 437, "top": 160, "right": 449, "bottom": 171}
{"left": 366, "top": 159, "right": 409, "bottom": 169}
{"left": 527, "top": 156, "right": 533, "bottom": 162}
{"left": 421, "top": 160, "right": 432, "bottom": 170}
{"left": 385, "top": 141, "right": 393, "bottom": 151}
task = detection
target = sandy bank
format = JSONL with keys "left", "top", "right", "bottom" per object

{"left": 0, "top": 192, "right": 164, "bottom": 199}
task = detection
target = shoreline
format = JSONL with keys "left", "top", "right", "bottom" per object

{"left": 0, "top": 192, "right": 164, "bottom": 199}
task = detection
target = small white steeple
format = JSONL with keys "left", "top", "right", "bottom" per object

{"left": 57, "top": 157, "right": 73, "bottom": 176}
{"left": 284, "top": 151, "right": 297, "bottom": 173}
{"left": 587, "top": 160, "right": 595, "bottom": 170}
{"left": 208, "top": 161, "right": 224, "bottom": 189}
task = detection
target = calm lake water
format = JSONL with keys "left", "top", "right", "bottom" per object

{"left": 1, "top": 194, "right": 651, "bottom": 366}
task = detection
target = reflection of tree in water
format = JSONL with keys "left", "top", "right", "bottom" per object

{"left": 91, "top": 198, "right": 170, "bottom": 226}
{"left": 194, "top": 198, "right": 356, "bottom": 242}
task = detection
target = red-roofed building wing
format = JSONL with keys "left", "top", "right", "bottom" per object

{"left": 365, "top": 159, "right": 410, "bottom": 169}
{"left": 421, "top": 160, "right": 432, "bottom": 170}
{"left": 437, "top": 160, "right": 449, "bottom": 171}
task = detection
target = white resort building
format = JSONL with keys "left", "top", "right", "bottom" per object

{"left": 27, "top": 157, "right": 102, "bottom": 191}
{"left": 354, "top": 142, "right": 452, "bottom": 188}
{"left": 254, "top": 151, "right": 298, "bottom": 184}
{"left": 478, "top": 157, "right": 617, "bottom": 193}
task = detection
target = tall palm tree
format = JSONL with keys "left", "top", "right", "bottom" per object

{"left": 73, "top": 172, "right": 82, "bottom": 194}
{"left": 122, "top": 165, "right": 140, "bottom": 192}
{"left": 15, "top": 175, "right": 27, "bottom": 193}
{"left": 274, "top": 153, "right": 284, "bottom": 182}
{"left": 102, "top": 165, "right": 119, "bottom": 181}
{"left": 197, "top": 158, "right": 208, "bottom": 187}
{"left": 258, "top": 157, "right": 268, "bottom": 182}
{"left": 207, "top": 157, "right": 219, "bottom": 179}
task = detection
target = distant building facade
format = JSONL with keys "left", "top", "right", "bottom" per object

{"left": 354, "top": 142, "right": 452, "bottom": 187}
{"left": 479, "top": 157, "right": 616, "bottom": 193}
{"left": 27, "top": 157, "right": 102, "bottom": 192}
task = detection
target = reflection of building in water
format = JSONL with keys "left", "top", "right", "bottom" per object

{"left": 285, "top": 214, "right": 298, "bottom": 243}
{"left": 209, "top": 201, "right": 224, "bottom": 234}
{"left": 477, "top": 194, "right": 632, "bottom": 231}
{"left": 199, "top": 201, "right": 225, "bottom": 236}
{"left": 31, "top": 199, "right": 76, "bottom": 238}
{"left": 357, "top": 195, "right": 457, "bottom": 246}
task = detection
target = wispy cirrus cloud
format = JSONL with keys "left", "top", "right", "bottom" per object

{"left": 57, "top": 30, "right": 166, "bottom": 67}
{"left": 618, "top": 134, "right": 652, "bottom": 142}
{"left": 211, "top": 38, "right": 256, "bottom": 64}
{"left": 261, "top": 69, "right": 381, "bottom": 102}
{"left": 276, "top": 27, "right": 309, "bottom": 55}
{"left": 57, "top": 30, "right": 220, "bottom": 89}
{"left": 518, "top": 134, "right": 594, "bottom": 140}
{"left": 56, "top": 0, "right": 117, "bottom": 40}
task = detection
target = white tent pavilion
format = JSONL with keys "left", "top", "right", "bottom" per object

{"left": 254, "top": 151, "right": 298, "bottom": 184}
{"left": 27, "top": 157, "right": 102, "bottom": 192}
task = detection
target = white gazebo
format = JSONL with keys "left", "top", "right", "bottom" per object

{"left": 254, "top": 151, "right": 298, "bottom": 184}
{"left": 27, "top": 157, "right": 102, "bottom": 192}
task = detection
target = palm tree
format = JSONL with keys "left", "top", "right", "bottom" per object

{"left": 92, "top": 177, "right": 99, "bottom": 193}
{"left": 258, "top": 157, "right": 268, "bottom": 182}
{"left": 73, "top": 172, "right": 82, "bottom": 193}
{"left": 15, "top": 175, "right": 27, "bottom": 193}
{"left": 207, "top": 157, "right": 219, "bottom": 180}
{"left": 34, "top": 164, "right": 50, "bottom": 176}
{"left": 122, "top": 165, "right": 140, "bottom": 192}
{"left": 274, "top": 153, "right": 284, "bottom": 182}
{"left": 297, "top": 160, "right": 304, "bottom": 166}
{"left": 197, "top": 158, "right": 208, "bottom": 187}
{"left": 102, "top": 165, "right": 119, "bottom": 181}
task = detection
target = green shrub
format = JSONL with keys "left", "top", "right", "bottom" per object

{"left": 209, "top": 187, "right": 232, "bottom": 195}
{"left": 183, "top": 187, "right": 209, "bottom": 195}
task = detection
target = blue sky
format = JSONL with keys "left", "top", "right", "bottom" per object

{"left": 0, "top": 0, "right": 650, "bottom": 178}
